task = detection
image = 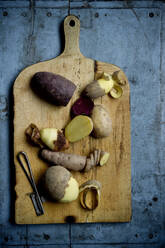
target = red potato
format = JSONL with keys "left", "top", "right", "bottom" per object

{"left": 31, "top": 72, "right": 76, "bottom": 106}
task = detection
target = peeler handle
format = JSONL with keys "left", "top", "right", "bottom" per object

{"left": 17, "top": 151, "right": 44, "bottom": 216}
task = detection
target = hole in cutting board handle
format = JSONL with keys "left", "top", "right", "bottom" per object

{"left": 69, "top": 19, "right": 75, "bottom": 27}
{"left": 62, "top": 15, "right": 81, "bottom": 56}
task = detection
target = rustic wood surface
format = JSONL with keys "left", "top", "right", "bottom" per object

{"left": 13, "top": 15, "right": 131, "bottom": 224}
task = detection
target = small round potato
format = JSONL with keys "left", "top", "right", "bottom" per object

{"left": 44, "top": 166, "right": 79, "bottom": 202}
{"left": 91, "top": 105, "right": 112, "bottom": 138}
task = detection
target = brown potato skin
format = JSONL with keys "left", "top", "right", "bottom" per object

{"left": 53, "top": 130, "right": 69, "bottom": 151}
{"left": 91, "top": 105, "right": 112, "bottom": 138}
{"left": 83, "top": 80, "right": 105, "bottom": 99}
{"left": 41, "top": 149, "right": 86, "bottom": 171}
{"left": 31, "top": 72, "right": 76, "bottom": 106}
{"left": 43, "top": 166, "right": 71, "bottom": 201}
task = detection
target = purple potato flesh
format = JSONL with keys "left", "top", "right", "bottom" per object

{"left": 71, "top": 97, "right": 94, "bottom": 118}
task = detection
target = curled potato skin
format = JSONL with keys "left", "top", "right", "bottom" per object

{"left": 79, "top": 180, "right": 101, "bottom": 210}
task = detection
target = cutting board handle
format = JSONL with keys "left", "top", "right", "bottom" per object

{"left": 62, "top": 15, "right": 81, "bottom": 56}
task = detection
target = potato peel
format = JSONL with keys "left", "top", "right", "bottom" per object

{"left": 109, "top": 84, "right": 123, "bottom": 99}
{"left": 112, "top": 70, "right": 127, "bottom": 86}
{"left": 79, "top": 180, "right": 101, "bottom": 210}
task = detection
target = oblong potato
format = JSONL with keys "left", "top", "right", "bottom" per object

{"left": 31, "top": 72, "right": 76, "bottom": 106}
{"left": 65, "top": 115, "right": 93, "bottom": 142}
{"left": 91, "top": 105, "right": 112, "bottom": 138}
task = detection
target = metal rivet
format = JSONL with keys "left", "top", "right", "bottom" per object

{"left": 152, "top": 197, "right": 158, "bottom": 202}
{"left": 21, "top": 12, "right": 27, "bottom": 17}
{"left": 47, "top": 12, "right": 52, "bottom": 17}
{"left": 43, "top": 233, "right": 50, "bottom": 240}
{"left": 149, "top": 233, "right": 153, "bottom": 239}
{"left": 149, "top": 12, "right": 154, "bottom": 18}
{"left": 4, "top": 237, "right": 8, "bottom": 242}
{"left": 3, "top": 11, "right": 8, "bottom": 16}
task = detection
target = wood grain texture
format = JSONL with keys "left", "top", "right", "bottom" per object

{"left": 13, "top": 15, "right": 131, "bottom": 224}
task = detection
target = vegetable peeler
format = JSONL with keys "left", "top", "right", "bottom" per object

{"left": 17, "top": 151, "right": 44, "bottom": 216}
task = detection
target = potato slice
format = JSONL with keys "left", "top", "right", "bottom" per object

{"left": 65, "top": 115, "right": 93, "bottom": 142}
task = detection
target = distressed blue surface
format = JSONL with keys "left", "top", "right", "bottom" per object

{"left": 0, "top": 0, "right": 165, "bottom": 247}
{"left": 72, "top": 246, "right": 161, "bottom": 248}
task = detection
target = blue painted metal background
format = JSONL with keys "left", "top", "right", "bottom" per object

{"left": 0, "top": 0, "right": 165, "bottom": 247}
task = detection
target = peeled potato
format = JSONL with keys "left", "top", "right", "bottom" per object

{"left": 40, "top": 128, "right": 69, "bottom": 151}
{"left": 44, "top": 166, "right": 79, "bottom": 203}
{"left": 65, "top": 115, "right": 93, "bottom": 142}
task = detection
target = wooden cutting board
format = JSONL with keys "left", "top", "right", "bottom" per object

{"left": 13, "top": 15, "right": 131, "bottom": 224}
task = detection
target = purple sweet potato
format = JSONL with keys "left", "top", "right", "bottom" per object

{"left": 71, "top": 97, "right": 94, "bottom": 117}
{"left": 31, "top": 72, "right": 76, "bottom": 106}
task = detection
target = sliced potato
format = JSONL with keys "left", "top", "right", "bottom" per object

{"left": 99, "top": 151, "right": 110, "bottom": 166}
{"left": 65, "top": 115, "right": 93, "bottom": 142}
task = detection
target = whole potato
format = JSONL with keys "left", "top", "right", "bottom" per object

{"left": 91, "top": 105, "right": 112, "bottom": 138}
{"left": 44, "top": 166, "right": 79, "bottom": 202}
{"left": 31, "top": 72, "right": 76, "bottom": 106}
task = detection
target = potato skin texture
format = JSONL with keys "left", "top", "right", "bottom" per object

{"left": 40, "top": 128, "right": 69, "bottom": 151}
{"left": 43, "top": 166, "right": 79, "bottom": 202}
{"left": 84, "top": 80, "right": 105, "bottom": 99}
{"left": 91, "top": 105, "right": 112, "bottom": 138}
{"left": 44, "top": 166, "right": 71, "bottom": 201}
{"left": 31, "top": 72, "right": 76, "bottom": 106}
{"left": 41, "top": 149, "right": 86, "bottom": 171}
